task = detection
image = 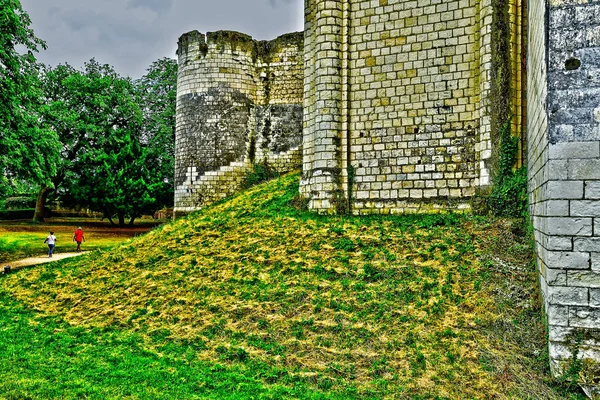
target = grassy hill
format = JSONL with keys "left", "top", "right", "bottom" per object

{"left": 0, "top": 173, "right": 585, "bottom": 399}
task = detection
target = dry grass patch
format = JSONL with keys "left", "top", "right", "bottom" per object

{"left": 1, "top": 173, "right": 584, "bottom": 399}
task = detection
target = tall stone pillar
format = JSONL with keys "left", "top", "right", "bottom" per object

{"left": 300, "top": 0, "right": 346, "bottom": 213}
{"left": 528, "top": 0, "right": 600, "bottom": 381}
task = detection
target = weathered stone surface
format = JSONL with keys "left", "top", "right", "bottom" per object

{"left": 571, "top": 200, "right": 600, "bottom": 217}
{"left": 569, "top": 306, "right": 600, "bottom": 329}
{"left": 546, "top": 250, "right": 590, "bottom": 270}
{"left": 549, "top": 142, "right": 600, "bottom": 159}
{"left": 300, "top": 0, "right": 527, "bottom": 214}
{"left": 591, "top": 288, "right": 600, "bottom": 306}
{"left": 568, "top": 271, "right": 600, "bottom": 288}
{"left": 529, "top": 0, "right": 600, "bottom": 374}
{"left": 575, "top": 237, "right": 600, "bottom": 252}
{"left": 546, "top": 217, "right": 592, "bottom": 236}
{"left": 586, "top": 181, "right": 600, "bottom": 199}
{"left": 175, "top": 30, "right": 304, "bottom": 213}
{"left": 545, "top": 181, "right": 584, "bottom": 199}
{"left": 547, "top": 236, "right": 572, "bottom": 251}
{"left": 548, "top": 286, "right": 589, "bottom": 306}
{"left": 547, "top": 304, "right": 570, "bottom": 327}
{"left": 174, "top": 0, "right": 600, "bottom": 375}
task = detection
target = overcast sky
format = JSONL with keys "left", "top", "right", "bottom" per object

{"left": 20, "top": 0, "right": 304, "bottom": 78}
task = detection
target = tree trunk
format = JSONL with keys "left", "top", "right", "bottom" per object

{"left": 118, "top": 212, "right": 126, "bottom": 228}
{"left": 33, "top": 185, "right": 53, "bottom": 222}
{"left": 128, "top": 217, "right": 136, "bottom": 227}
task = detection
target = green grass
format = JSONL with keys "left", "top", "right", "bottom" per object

{"left": 0, "top": 173, "right": 587, "bottom": 399}
{"left": 0, "top": 219, "right": 160, "bottom": 263}
{"left": 0, "top": 291, "right": 336, "bottom": 399}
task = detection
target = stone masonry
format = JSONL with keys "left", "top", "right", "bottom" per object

{"left": 300, "top": 0, "right": 526, "bottom": 215}
{"left": 174, "top": 31, "right": 304, "bottom": 216}
{"left": 174, "top": 0, "right": 600, "bottom": 375}
{"left": 528, "top": 0, "right": 600, "bottom": 376}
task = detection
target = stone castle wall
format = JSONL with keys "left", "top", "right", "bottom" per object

{"left": 174, "top": 0, "right": 600, "bottom": 375}
{"left": 174, "top": 31, "right": 304, "bottom": 215}
{"left": 528, "top": 0, "right": 600, "bottom": 377}
{"left": 300, "top": 0, "right": 526, "bottom": 215}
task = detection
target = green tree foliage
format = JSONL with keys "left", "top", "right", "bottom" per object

{"left": 135, "top": 57, "right": 177, "bottom": 209}
{"left": 0, "top": 0, "right": 59, "bottom": 197}
{"left": 34, "top": 58, "right": 177, "bottom": 224}
{"left": 37, "top": 60, "right": 158, "bottom": 226}
{"left": 63, "top": 60, "right": 158, "bottom": 227}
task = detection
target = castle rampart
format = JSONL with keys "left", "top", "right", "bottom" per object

{"left": 174, "top": 0, "right": 600, "bottom": 377}
{"left": 174, "top": 31, "right": 304, "bottom": 216}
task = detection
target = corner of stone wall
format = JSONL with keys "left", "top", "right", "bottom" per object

{"left": 528, "top": 0, "right": 600, "bottom": 384}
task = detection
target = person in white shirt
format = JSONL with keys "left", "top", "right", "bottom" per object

{"left": 44, "top": 231, "right": 57, "bottom": 258}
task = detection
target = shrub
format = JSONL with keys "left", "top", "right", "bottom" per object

{"left": 5, "top": 196, "right": 36, "bottom": 210}
{"left": 0, "top": 209, "right": 35, "bottom": 220}
{"left": 0, "top": 208, "right": 52, "bottom": 220}
{"left": 478, "top": 124, "right": 529, "bottom": 219}
{"left": 487, "top": 167, "right": 528, "bottom": 218}
{"left": 242, "top": 160, "right": 279, "bottom": 189}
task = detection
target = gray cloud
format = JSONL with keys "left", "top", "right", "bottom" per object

{"left": 20, "top": 0, "right": 303, "bottom": 78}
{"left": 268, "top": 0, "right": 295, "bottom": 7}
{"left": 127, "top": 0, "right": 173, "bottom": 14}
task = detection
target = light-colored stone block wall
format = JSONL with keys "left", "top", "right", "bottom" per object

{"left": 528, "top": 0, "right": 600, "bottom": 376}
{"left": 175, "top": 31, "right": 304, "bottom": 216}
{"left": 300, "top": 0, "right": 348, "bottom": 212}
{"left": 348, "top": 0, "right": 485, "bottom": 214}
{"left": 301, "top": 0, "right": 530, "bottom": 214}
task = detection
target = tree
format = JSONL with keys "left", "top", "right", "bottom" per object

{"left": 135, "top": 57, "right": 177, "bottom": 209}
{"left": 0, "top": 0, "right": 59, "bottom": 199}
{"left": 58, "top": 60, "right": 158, "bottom": 227}
{"left": 32, "top": 63, "right": 78, "bottom": 221}
{"left": 34, "top": 58, "right": 177, "bottom": 225}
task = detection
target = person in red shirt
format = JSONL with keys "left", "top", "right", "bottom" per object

{"left": 73, "top": 227, "right": 85, "bottom": 252}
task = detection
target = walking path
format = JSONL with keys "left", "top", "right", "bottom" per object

{"left": 6, "top": 252, "right": 88, "bottom": 270}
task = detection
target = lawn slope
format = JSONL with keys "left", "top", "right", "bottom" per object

{"left": 0, "top": 173, "right": 584, "bottom": 399}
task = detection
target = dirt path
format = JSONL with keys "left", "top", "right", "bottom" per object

{"left": 7, "top": 252, "right": 88, "bottom": 269}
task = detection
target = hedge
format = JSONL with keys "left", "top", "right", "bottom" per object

{"left": 0, "top": 208, "right": 51, "bottom": 220}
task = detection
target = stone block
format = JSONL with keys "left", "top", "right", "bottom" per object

{"left": 546, "top": 251, "right": 590, "bottom": 270}
{"left": 549, "top": 341, "right": 572, "bottom": 362}
{"left": 585, "top": 181, "right": 600, "bottom": 199}
{"left": 547, "top": 305, "right": 570, "bottom": 327}
{"left": 569, "top": 159, "right": 600, "bottom": 180}
{"left": 548, "top": 286, "right": 589, "bottom": 306}
{"left": 547, "top": 236, "right": 572, "bottom": 251}
{"left": 591, "top": 289, "right": 600, "bottom": 306}
{"left": 547, "top": 200, "right": 569, "bottom": 217}
{"left": 593, "top": 253, "right": 600, "bottom": 271}
{"left": 575, "top": 238, "right": 600, "bottom": 252}
{"left": 546, "top": 217, "right": 592, "bottom": 236}
{"left": 546, "top": 268, "right": 568, "bottom": 286}
{"left": 567, "top": 271, "right": 600, "bottom": 288}
{"left": 570, "top": 200, "right": 600, "bottom": 217}
{"left": 546, "top": 181, "right": 583, "bottom": 200}
{"left": 569, "top": 306, "right": 600, "bottom": 329}
{"left": 549, "top": 142, "right": 600, "bottom": 159}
